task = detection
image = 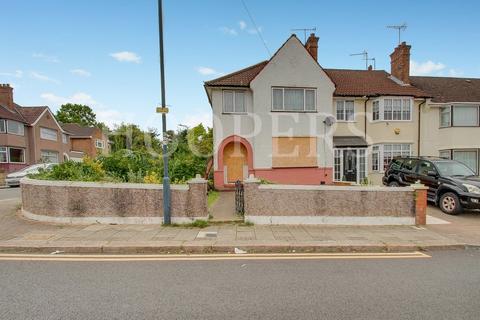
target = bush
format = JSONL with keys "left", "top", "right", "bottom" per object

{"left": 31, "top": 157, "right": 106, "bottom": 182}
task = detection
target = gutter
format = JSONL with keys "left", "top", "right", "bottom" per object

{"left": 417, "top": 99, "right": 427, "bottom": 156}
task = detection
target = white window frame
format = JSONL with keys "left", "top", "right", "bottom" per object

{"left": 333, "top": 148, "right": 368, "bottom": 184}
{"left": 371, "top": 144, "right": 412, "bottom": 172}
{"left": 372, "top": 100, "right": 380, "bottom": 121}
{"left": 271, "top": 87, "right": 316, "bottom": 112}
{"left": 0, "top": 119, "right": 5, "bottom": 133}
{"left": 371, "top": 97, "right": 413, "bottom": 122}
{"left": 40, "top": 127, "right": 58, "bottom": 141}
{"left": 8, "top": 147, "right": 26, "bottom": 164}
{"left": 451, "top": 105, "right": 479, "bottom": 127}
{"left": 62, "top": 133, "right": 68, "bottom": 144}
{"left": 335, "top": 100, "right": 355, "bottom": 122}
{"left": 0, "top": 147, "right": 7, "bottom": 163}
{"left": 223, "top": 90, "right": 246, "bottom": 114}
{"left": 95, "top": 139, "right": 105, "bottom": 149}
{"left": 440, "top": 106, "right": 452, "bottom": 128}
{"left": 6, "top": 120, "right": 25, "bottom": 136}
{"left": 41, "top": 150, "right": 59, "bottom": 163}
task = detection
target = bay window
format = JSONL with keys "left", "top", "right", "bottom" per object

{"left": 441, "top": 149, "right": 479, "bottom": 174}
{"left": 9, "top": 147, "right": 25, "bottom": 163}
{"left": 372, "top": 98, "right": 412, "bottom": 121}
{"left": 272, "top": 87, "right": 316, "bottom": 112}
{"left": 371, "top": 144, "right": 411, "bottom": 171}
{"left": 223, "top": 90, "right": 246, "bottom": 113}
{"left": 452, "top": 106, "right": 478, "bottom": 126}
{"left": 41, "top": 150, "right": 59, "bottom": 163}
{"left": 7, "top": 120, "right": 24, "bottom": 136}
{"left": 0, "top": 147, "right": 7, "bottom": 163}
{"left": 0, "top": 120, "right": 5, "bottom": 133}
{"left": 336, "top": 100, "right": 355, "bottom": 121}
{"left": 440, "top": 106, "right": 451, "bottom": 127}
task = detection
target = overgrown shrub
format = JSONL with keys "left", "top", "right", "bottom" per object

{"left": 31, "top": 157, "right": 107, "bottom": 182}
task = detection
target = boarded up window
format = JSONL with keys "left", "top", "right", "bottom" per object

{"left": 272, "top": 137, "right": 317, "bottom": 168}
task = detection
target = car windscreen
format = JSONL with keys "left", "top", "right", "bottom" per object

{"left": 434, "top": 160, "right": 475, "bottom": 177}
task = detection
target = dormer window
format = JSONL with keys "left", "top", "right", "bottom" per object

{"left": 223, "top": 90, "right": 246, "bottom": 113}
{"left": 372, "top": 98, "right": 412, "bottom": 122}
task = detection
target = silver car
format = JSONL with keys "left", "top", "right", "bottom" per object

{"left": 5, "top": 163, "right": 57, "bottom": 187}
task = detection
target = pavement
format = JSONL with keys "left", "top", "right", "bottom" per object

{"left": 0, "top": 249, "right": 479, "bottom": 319}
{"left": 209, "top": 191, "right": 241, "bottom": 222}
{"left": 0, "top": 188, "right": 478, "bottom": 254}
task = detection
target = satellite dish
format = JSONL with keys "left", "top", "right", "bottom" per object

{"left": 324, "top": 116, "right": 336, "bottom": 126}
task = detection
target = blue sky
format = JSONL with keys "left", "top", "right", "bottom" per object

{"left": 1, "top": 0, "right": 479, "bottom": 131}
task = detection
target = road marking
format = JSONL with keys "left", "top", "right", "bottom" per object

{"left": 0, "top": 252, "right": 431, "bottom": 262}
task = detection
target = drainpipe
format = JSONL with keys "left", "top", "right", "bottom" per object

{"left": 417, "top": 99, "right": 426, "bottom": 156}
{"left": 363, "top": 96, "right": 370, "bottom": 140}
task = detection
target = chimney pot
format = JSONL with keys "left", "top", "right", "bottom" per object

{"left": 305, "top": 33, "right": 319, "bottom": 61}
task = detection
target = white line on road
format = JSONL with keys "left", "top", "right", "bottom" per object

{"left": 0, "top": 252, "right": 431, "bottom": 262}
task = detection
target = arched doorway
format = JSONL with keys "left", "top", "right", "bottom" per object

{"left": 223, "top": 142, "right": 248, "bottom": 183}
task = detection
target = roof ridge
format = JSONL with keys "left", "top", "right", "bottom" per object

{"left": 205, "top": 60, "right": 269, "bottom": 85}
{"left": 411, "top": 75, "right": 480, "bottom": 80}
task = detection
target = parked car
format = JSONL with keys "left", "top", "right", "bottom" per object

{"left": 5, "top": 163, "right": 57, "bottom": 187}
{"left": 383, "top": 156, "right": 480, "bottom": 215}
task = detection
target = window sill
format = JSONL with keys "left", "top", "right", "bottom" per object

{"left": 6, "top": 132, "right": 25, "bottom": 136}
{"left": 222, "top": 112, "right": 248, "bottom": 115}
{"left": 270, "top": 110, "right": 317, "bottom": 113}
{"left": 40, "top": 138, "right": 58, "bottom": 142}
{"left": 336, "top": 120, "right": 357, "bottom": 123}
{"left": 439, "top": 125, "right": 479, "bottom": 128}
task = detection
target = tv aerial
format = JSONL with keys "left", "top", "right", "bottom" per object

{"left": 387, "top": 23, "right": 407, "bottom": 44}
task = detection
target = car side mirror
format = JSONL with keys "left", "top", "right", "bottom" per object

{"left": 427, "top": 170, "right": 438, "bottom": 177}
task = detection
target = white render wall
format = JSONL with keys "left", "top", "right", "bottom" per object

{"left": 211, "top": 36, "right": 336, "bottom": 171}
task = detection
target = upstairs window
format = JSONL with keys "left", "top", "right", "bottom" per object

{"left": 452, "top": 106, "right": 478, "bottom": 126}
{"left": 40, "top": 127, "right": 58, "bottom": 141}
{"left": 62, "top": 133, "right": 68, "bottom": 144}
{"left": 440, "top": 106, "right": 451, "bottom": 127}
{"left": 272, "top": 88, "right": 316, "bottom": 112}
{"left": 336, "top": 100, "right": 355, "bottom": 121}
{"left": 7, "top": 120, "right": 24, "bottom": 136}
{"left": 0, "top": 120, "right": 5, "bottom": 133}
{"left": 223, "top": 90, "right": 246, "bottom": 113}
{"left": 384, "top": 98, "right": 411, "bottom": 121}
{"left": 372, "top": 101, "right": 380, "bottom": 121}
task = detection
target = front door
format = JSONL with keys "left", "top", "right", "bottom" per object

{"left": 224, "top": 142, "right": 247, "bottom": 183}
{"left": 343, "top": 150, "right": 357, "bottom": 182}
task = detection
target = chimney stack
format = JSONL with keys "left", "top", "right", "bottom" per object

{"left": 0, "top": 84, "right": 14, "bottom": 110}
{"left": 305, "top": 33, "right": 319, "bottom": 61}
{"left": 390, "top": 42, "right": 411, "bottom": 84}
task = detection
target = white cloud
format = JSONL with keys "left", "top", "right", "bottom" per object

{"left": 410, "top": 60, "right": 445, "bottom": 76}
{"left": 239, "top": 20, "right": 247, "bottom": 30}
{"left": 180, "top": 112, "right": 212, "bottom": 128}
{"left": 32, "top": 53, "right": 60, "bottom": 63}
{"left": 30, "top": 71, "right": 60, "bottom": 84}
{"left": 110, "top": 51, "right": 141, "bottom": 63}
{"left": 246, "top": 26, "right": 262, "bottom": 34}
{"left": 220, "top": 27, "right": 238, "bottom": 36}
{"left": 196, "top": 66, "right": 221, "bottom": 76}
{"left": 0, "top": 70, "right": 23, "bottom": 78}
{"left": 448, "top": 69, "right": 464, "bottom": 77}
{"left": 70, "top": 68, "right": 91, "bottom": 77}
{"left": 40, "top": 92, "right": 131, "bottom": 128}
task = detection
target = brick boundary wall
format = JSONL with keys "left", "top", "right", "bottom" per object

{"left": 244, "top": 176, "right": 428, "bottom": 226}
{"left": 20, "top": 176, "right": 208, "bottom": 225}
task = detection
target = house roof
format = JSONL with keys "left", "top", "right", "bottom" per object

{"left": 410, "top": 76, "right": 480, "bottom": 103}
{"left": 204, "top": 61, "right": 429, "bottom": 98}
{"left": 0, "top": 104, "right": 28, "bottom": 123}
{"left": 15, "top": 105, "right": 48, "bottom": 124}
{"left": 325, "top": 69, "right": 429, "bottom": 98}
{"left": 62, "top": 123, "right": 96, "bottom": 137}
{"left": 205, "top": 61, "right": 269, "bottom": 87}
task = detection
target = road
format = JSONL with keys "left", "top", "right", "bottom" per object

{"left": 0, "top": 250, "right": 479, "bottom": 320}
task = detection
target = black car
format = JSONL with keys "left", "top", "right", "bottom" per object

{"left": 382, "top": 156, "right": 480, "bottom": 215}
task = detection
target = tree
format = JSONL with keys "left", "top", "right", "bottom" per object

{"left": 56, "top": 103, "right": 98, "bottom": 126}
{"left": 109, "top": 123, "right": 162, "bottom": 153}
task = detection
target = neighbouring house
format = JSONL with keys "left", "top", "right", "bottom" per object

{"left": 0, "top": 84, "right": 71, "bottom": 179}
{"left": 62, "top": 123, "right": 109, "bottom": 161}
{"left": 205, "top": 33, "right": 480, "bottom": 188}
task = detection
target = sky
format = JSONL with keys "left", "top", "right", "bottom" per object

{"left": 1, "top": 0, "right": 479, "bottom": 132}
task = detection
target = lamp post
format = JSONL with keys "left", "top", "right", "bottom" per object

{"left": 157, "top": 0, "right": 171, "bottom": 224}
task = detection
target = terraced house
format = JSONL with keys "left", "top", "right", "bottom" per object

{"left": 204, "top": 34, "right": 480, "bottom": 189}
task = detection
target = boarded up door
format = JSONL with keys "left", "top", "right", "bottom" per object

{"left": 224, "top": 142, "right": 247, "bottom": 183}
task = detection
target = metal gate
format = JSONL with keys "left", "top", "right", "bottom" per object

{"left": 235, "top": 180, "right": 244, "bottom": 215}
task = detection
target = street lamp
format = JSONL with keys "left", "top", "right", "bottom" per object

{"left": 157, "top": 0, "right": 171, "bottom": 224}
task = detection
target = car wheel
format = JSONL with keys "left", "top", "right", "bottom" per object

{"left": 388, "top": 181, "right": 400, "bottom": 187}
{"left": 439, "top": 192, "right": 463, "bottom": 215}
